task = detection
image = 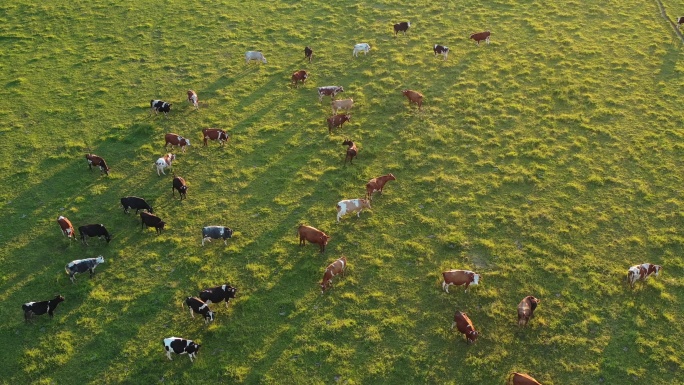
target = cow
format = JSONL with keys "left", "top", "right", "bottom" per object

{"left": 155, "top": 153, "right": 176, "bottom": 176}
{"left": 291, "top": 70, "right": 308, "bottom": 88}
{"left": 150, "top": 99, "right": 172, "bottom": 116}
{"left": 452, "top": 311, "right": 479, "bottom": 343}
{"left": 343, "top": 139, "right": 358, "bottom": 165}
{"left": 331, "top": 98, "right": 353, "bottom": 115}
{"left": 517, "top": 296, "right": 540, "bottom": 327}
{"left": 393, "top": 21, "right": 410, "bottom": 36}
{"left": 65, "top": 256, "right": 105, "bottom": 283}
{"left": 201, "top": 226, "right": 233, "bottom": 246}
{"left": 365, "top": 173, "right": 396, "bottom": 201}
{"left": 163, "top": 337, "right": 201, "bottom": 362}
{"left": 433, "top": 44, "right": 449, "bottom": 60}
{"left": 627, "top": 263, "right": 662, "bottom": 289}
{"left": 352, "top": 43, "right": 371, "bottom": 57}
{"left": 141, "top": 212, "right": 165, "bottom": 234}
{"left": 202, "top": 128, "right": 230, "bottom": 147}
{"left": 78, "top": 224, "right": 112, "bottom": 245}
{"left": 402, "top": 89, "right": 423, "bottom": 110}
{"left": 120, "top": 196, "right": 153, "bottom": 214}
{"left": 327, "top": 114, "right": 351, "bottom": 134}
{"left": 304, "top": 46, "right": 313, "bottom": 62}
{"left": 336, "top": 199, "right": 371, "bottom": 222}
{"left": 22, "top": 295, "right": 65, "bottom": 322}
{"left": 320, "top": 256, "right": 347, "bottom": 293}
{"left": 184, "top": 296, "right": 215, "bottom": 324}
{"left": 678, "top": 17, "right": 684, "bottom": 29}
{"left": 164, "top": 133, "right": 191, "bottom": 153}
{"left": 442, "top": 269, "right": 480, "bottom": 293}
{"left": 172, "top": 176, "right": 187, "bottom": 200}
{"left": 187, "top": 90, "right": 199, "bottom": 110}
{"left": 85, "top": 153, "right": 110, "bottom": 176}
{"left": 470, "top": 31, "right": 491, "bottom": 45}
{"left": 507, "top": 372, "right": 543, "bottom": 385}
{"left": 298, "top": 224, "right": 330, "bottom": 253}
{"left": 199, "top": 284, "right": 238, "bottom": 308}
{"left": 245, "top": 51, "right": 267, "bottom": 64}
{"left": 318, "top": 86, "right": 344, "bottom": 102}
{"left": 57, "top": 216, "right": 75, "bottom": 240}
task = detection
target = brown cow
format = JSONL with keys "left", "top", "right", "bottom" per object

{"left": 165, "top": 133, "right": 191, "bottom": 153}
{"left": 470, "top": 31, "right": 490, "bottom": 45}
{"left": 141, "top": 212, "right": 165, "bottom": 235}
{"left": 57, "top": 216, "right": 75, "bottom": 240}
{"left": 298, "top": 224, "right": 330, "bottom": 253}
{"left": 291, "top": 70, "right": 308, "bottom": 88}
{"left": 327, "top": 114, "right": 351, "bottom": 134}
{"left": 507, "top": 372, "right": 543, "bottom": 385}
{"left": 85, "top": 153, "right": 110, "bottom": 175}
{"left": 402, "top": 89, "right": 423, "bottom": 110}
{"left": 393, "top": 21, "right": 411, "bottom": 36}
{"left": 343, "top": 139, "right": 358, "bottom": 165}
{"left": 320, "top": 256, "right": 347, "bottom": 293}
{"left": 452, "top": 311, "right": 478, "bottom": 343}
{"left": 304, "top": 46, "right": 313, "bottom": 62}
{"left": 442, "top": 269, "right": 480, "bottom": 293}
{"left": 627, "top": 263, "right": 662, "bottom": 289}
{"left": 172, "top": 176, "right": 187, "bottom": 200}
{"left": 202, "top": 128, "right": 229, "bottom": 147}
{"left": 365, "top": 173, "right": 396, "bottom": 201}
{"left": 187, "top": 90, "right": 199, "bottom": 110}
{"left": 517, "top": 296, "right": 540, "bottom": 327}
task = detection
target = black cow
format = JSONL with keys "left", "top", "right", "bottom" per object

{"left": 199, "top": 284, "right": 238, "bottom": 308}
{"left": 78, "top": 224, "right": 112, "bottom": 245}
{"left": 184, "top": 296, "right": 215, "bottom": 324}
{"left": 22, "top": 295, "right": 65, "bottom": 322}
{"left": 163, "top": 337, "right": 201, "bottom": 362}
{"left": 394, "top": 21, "right": 411, "bottom": 36}
{"left": 120, "top": 196, "right": 153, "bottom": 214}
{"left": 172, "top": 176, "right": 187, "bottom": 200}
{"left": 150, "top": 99, "right": 172, "bottom": 116}
{"left": 201, "top": 226, "right": 233, "bottom": 246}
{"left": 65, "top": 256, "right": 105, "bottom": 283}
{"left": 141, "top": 212, "right": 165, "bottom": 234}
{"left": 304, "top": 46, "right": 313, "bottom": 62}
{"left": 678, "top": 16, "right": 684, "bottom": 29}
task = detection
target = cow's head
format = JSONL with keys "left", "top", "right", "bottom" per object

{"left": 337, "top": 87, "right": 344, "bottom": 93}
{"left": 471, "top": 273, "right": 480, "bottom": 285}
{"left": 653, "top": 265, "right": 663, "bottom": 276}
{"left": 95, "top": 255, "right": 105, "bottom": 264}
{"left": 188, "top": 343, "right": 201, "bottom": 354}
{"left": 360, "top": 199, "right": 371, "bottom": 210}
{"left": 224, "top": 228, "right": 234, "bottom": 238}
{"left": 387, "top": 173, "right": 396, "bottom": 181}
{"left": 52, "top": 295, "right": 65, "bottom": 304}
{"left": 226, "top": 286, "right": 237, "bottom": 298}
{"left": 321, "top": 235, "right": 331, "bottom": 245}
{"left": 182, "top": 139, "right": 191, "bottom": 146}
{"left": 467, "top": 330, "right": 479, "bottom": 343}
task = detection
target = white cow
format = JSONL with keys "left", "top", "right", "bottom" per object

{"left": 336, "top": 199, "right": 371, "bottom": 222}
{"left": 352, "top": 43, "right": 371, "bottom": 57}
{"left": 245, "top": 51, "right": 267, "bottom": 64}
{"left": 155, "top": 153, "right": 176, "bottom": 176}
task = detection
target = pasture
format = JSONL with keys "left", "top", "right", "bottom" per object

{"left": 0, "top": 0, "right": 683, "bottom": 384}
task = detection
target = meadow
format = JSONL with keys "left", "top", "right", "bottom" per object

{"left": 0, "top": 0, "right": 683, "bottom": 384}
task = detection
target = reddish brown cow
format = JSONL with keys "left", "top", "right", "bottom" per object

{"left": 393, "top": 21, "right": 411, "bottom": 36}
{"left": 57, "top": 216, "right": 75, "bottom": 240}
{"left": 298, "top": 224, "right": 331, "bottom": 253}
{"left": 327, "top": 114, "right": 351, "bottom": 134}
{"left": 507, "top": 372, "right": 543, "bottom": 385}
{"left": 402, "top": 89, "right": 423, "bottom": 110}
{"left": 291, "top": 70, "right": 308, "bottom": 88}
{"left": 470, "top": 31, "right": 491, "bottom": 45}
{"left": 202, "top": 128, "right": 229, "bottom": 147}
{"left": 517, "top": 296, "right": 540, "bottom": 327}
{"left": 85, "top": 153, "right": 110, "bottom": 175}
{"left": 165, "top": 133, "right": 191, "bottom": 153}
{"left": 452, "top": 311, "right": 478, "bottom": 343}
{"left": 365, "top": 173, "right": 396, "bottom": 201}
{"left": 320, "top": 256, "right": 347, "bottom": 293}
{"left": 442, "top": 269, "right": 480, "bottom": 293}
{"left": 172, "top": 176, "right": 187, "bottom": 200}
{"left": 342, "top": 139, "right": 358, "bottom": 165}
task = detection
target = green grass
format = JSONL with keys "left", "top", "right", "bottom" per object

{"left": 1, "top": 0, "right": 683, "bottom": 384}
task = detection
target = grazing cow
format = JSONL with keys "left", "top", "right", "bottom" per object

{"left": 343, "top": 139, "right": 358, "bottom": 165}
{"left": 393, "top": 21, "right": 411, "bottom": 36}
{"left": 202, "top": 128, "right": 229, "bottom": 147}
{"left": 150, "top": 99, "right": 172, "bottom": 116}
{"left": 470, "top": 31, "right": 491, "bottom": 45}
{"left": 164, "top": 133, "right": 191, "bottom": 153}
{"left": 85, "top": 153, "right": 110, "bottom": 176}
{"left": 245, "top": 51, "right": 267, "bottom": 64}
{"left": 65, "top": 256, "right": 105, "bottom": 283}
{"left": 172, "top": 176, "right": 188, "bottom": 200}
{"left": 433, "top": 44, "right": 449, "bottom": 60}
{"left": 120, "top": 196, "right": 153, "bottom": 214}
{"left": 298, "top": 224, "right": 330, "bottom": 253}
{"left": 22, "top": 295, "right": 65, "bottom": 322}
{"left": 184, "top": 296, "right": 215, "bottom": 324}
{"left": 517, "top": 296, "right": 540, "bottom": 327}
{"left": 678, "top": 17, "right": 684, "bottom": 29}
{"left": 320, "top": 256, "right": 347, "bottom": 293}
{"left": 57, "top": 216, "right": 75, "bottom": 240}
{"left": 155, "top": 153, "right": 176, "bottom": 176}
{"left": 327, "top": 114, "right": 351, "bottom": 134}
{"left": 201, "top": 226, "right": 233, "bottom": 246}
{"left": 627, "top": 263, "right": 663, "bottom": 289}
{"left": 402, "top": 89, "right": 424, "bottom": 110}
{"left": 187, "top": 90, "right": 199, "bottom": 110}
{"left": 507, "top": 372, "right": 543, "bottom": 385}
{"left": 141, "top": 212, "right": 165, "bottom": 234}
{"left": 365, "top": 173, "right": 396, "bottom": 201}
{"left": 291, "top": 70, "right": 308, "bottom": 88}
{"left": 331, "top": 98, "right": 354, "bottom": 115}
{"left": 442, "top": 269, "right": 480, "bottom": 293}
{"left": 78, "top": 224, "right": 112, "bottom": 245}
{"left": 452, "top": 311, "right": 479, "bottom": 343}
{"left": 336, "top": 199, "right": 371, "bottom": 222}
{"left": 304, "top": 46, "right": 313, "bottom": 62}
{"left": 318, "top": 86, "right": 344, "bottom": 102}
{"left": 163, "top": 337, "right": 201, "bottom": 362}
{"left": 352, "top": 43, "right": 371, "bottom": 57}
{"left": 199, "top": 284, "right": 238, "bottom": 308}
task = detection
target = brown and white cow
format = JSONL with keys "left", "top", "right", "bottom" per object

{"left": 331, "top": 98, "right": 353, "bottom": 115}
{"left": 442, "top": 269, "right": 480, "bottom": 293}
{"left": 452, "top": 311, "right": 479, "bottom": 343}
{"left": 343, "top": 139, "right": 358, "bottom": 165}
{"left": 165, "top": 133, "right": 191, "bottom": 153}
{"left": 172, "top": 176, "right": 187, "bottom": 200}
{"left": 507, "top": 372, "right": 543, "bottom": 385}
{"left": 85, "top": 154, "right": 110, "bottom": 176}
{"left": 291, "top": 70, "right": 308, "bottom": 88}
{"left": 627, "top": 263, "right": 662, "bottom": 289}
{"left": 320, "top": 256, "right": 347, "bottom": 293}
{"left": 402, "top": 89, "right": 423, "bottom": 110}
{"left": 336, "top": 199, "right": 371, "bottom": 222}
{"left": 298, "top": 224, "right": 330, "bottom": 253}
{"left": 327, "top": 114, "right": 351, "bottom": 134}
{"left": 318, "top": 86, "right": 344, "bottom": 102}
{"left": 393, "top": 21, "right": 411, "bottom": 36}
{"left": 57, "top": 216, "right": 75, "bottom": 240}
{"left": 155, "top": 153, "right": 176, "bottom": 176}
{"left": 202, "top": 128, "right": 229, "bottom": 147}
{"left": 470, "top": 31, "right": 491, "bottom": 45}
{"left": 365, "top": 173, "right": 396, "bottom": 201}
{"left": 187, "top": 90, "right": 199, "bottom": 110}
{"left": 517, "top": 296, "right": 540, "bottom": 327}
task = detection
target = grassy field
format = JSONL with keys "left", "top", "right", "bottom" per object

{"left": 1, "top": 0, "right": 683, "bottom": 384}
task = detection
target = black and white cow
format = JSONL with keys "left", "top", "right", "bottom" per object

{"left": 120, "top": 196, "right": 153, "bottom": 214}
{"left": 150, "top": 100, "right": 172, "bottom": 116}
{"left": 65, "top": 256, "right": 105, "bottom": 283}
{"left": 78, "top": 224, "right": 112, "bottom": 245}
{"left": 184, "top": 296, "right": 215, "bottom": 323}
{"left": 201, "top": 226, "right": 233, "bottom": 246}
{"left": 163, "top": 337, "right": 201, "bottom": 362}
{"left": 433, "top": 44, "right": 449, "bottom": 60}
{"left": 22, "top": 295, "right": 65, "bottom": 322}
{"left": 141, "top": 212, "right": 165, "bottom": 234}
{"left": 199, "top": 284, "right": 238, "bottom": 308}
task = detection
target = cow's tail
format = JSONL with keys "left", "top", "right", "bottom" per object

{"left": 506, "top": 373, "right": 515, "bottom": 385}
{"left": 297, "top": 224, "right": 303, "bottom": 236}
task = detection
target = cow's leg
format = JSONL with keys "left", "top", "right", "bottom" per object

{"left": 189, "top": 308, "right": 194, "bottom": 318}
{"left": 451, "top": 321, "right": 456, "bottom": 329}
{"left": 464, "top": 282, "right": 470, "bottom": 293}
{"left": 223, "top": 239, "right": 228, "bottom": 246}
{"left": 166, "top": 351, "right": 173, "bottom": 361}
{"left": 225, "top": 301, "right": 229, "bottom": 309}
